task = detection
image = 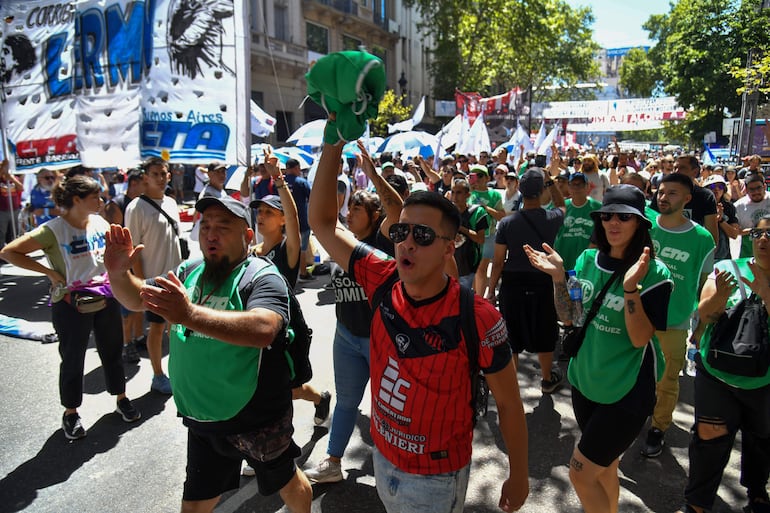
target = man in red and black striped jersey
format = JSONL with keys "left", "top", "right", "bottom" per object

{"left": 309, "top": 120, "right": 529, "bottom": 513}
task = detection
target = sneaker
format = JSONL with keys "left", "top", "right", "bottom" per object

{"left": 42, "top": 333, "right": 58, "bottom": 344}
{"left": 304, "top": 457, "right": 343, "bottom": 483}
{"left": 133, "top": 335, "right": 147, "bottom": 350}
{"left": 151, "top": 373, "right": 173, "bottom": 395}
{"left": 314, "top": 391, "right": 332, "bottom": 425}
{"left": 122, "top": 341, "right": 140, "bottom": 363}
{"left": 62, "top": 412, "right": 87, "bottom": 440}
{"left": 242, "top": 463, "right": 256, "bottom": 477}
{"left": 640, "top": 427, "right": 665, "bottom": 458}
{"left": 116, "top": 397, "right": 141, "bottom": 423}
{"left": 541, "top": 368, "right": 563, "bottom": 394}
{"left": 298, "top": 273, "right": 316, "bottom": 282}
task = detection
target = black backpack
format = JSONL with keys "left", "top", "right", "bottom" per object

{"left": 181, "top": 257, "right": 313, "bottom": 387}
{"left": 707, "top": 291, "right": 770, "bottom": 378}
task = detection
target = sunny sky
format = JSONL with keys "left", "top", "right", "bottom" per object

{"left": 564, "top": 0, "right": 673, "bottom": 49}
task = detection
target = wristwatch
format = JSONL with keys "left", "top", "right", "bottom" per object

{"left": 544, "top": 180, "right": 554, "bottom": 188}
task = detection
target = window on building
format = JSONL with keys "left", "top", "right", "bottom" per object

{"left": 342, "top": 35, "right": 362, "bottom": 51}
{"left": 306, "top": 22, "right": 329, "bottom": 55}
{"left": 372, "top": 45, "right": 386, "bottom": 63}
{"left": 274, "top": 3, "right": 288, "bottom": 41}
{"left": 276, "top": 111, "right": 293, "bottom": 142}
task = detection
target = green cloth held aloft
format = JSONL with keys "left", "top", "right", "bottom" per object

{"left": 306, "top": 51, "right": 386, "bottom": 145}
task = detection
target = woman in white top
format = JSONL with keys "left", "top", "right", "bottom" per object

{"left": 0, "top": 174, "right": 140, "bottom": 440}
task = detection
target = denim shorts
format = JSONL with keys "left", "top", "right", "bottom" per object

{"left": 300, "top": 229, "right": 311, "bottom": 251}
{"left": 372, "top": 447, "right": 470, "bottom": 513}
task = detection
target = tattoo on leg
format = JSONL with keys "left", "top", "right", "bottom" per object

{"left": 570, "top": 457, "right": 583, "bottom": 471}
{"left": 627, "top": 299, "right": 636, "bottom": 313}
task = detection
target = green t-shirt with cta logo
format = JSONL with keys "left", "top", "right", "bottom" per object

{"left": 554, "top": 197, "right": 602, "bottom": 271}
{"left": 568, "top": 249, "right": 673, "bottom": 404}
{"left": 651, "top": 218, "right": 715, "bottom": 328}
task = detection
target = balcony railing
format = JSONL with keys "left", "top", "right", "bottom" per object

{"left": 251, "top": 33, "right": 307, "bottom": 60}
{"left": 317, "top": 0, "right": 358, "bottom": 16}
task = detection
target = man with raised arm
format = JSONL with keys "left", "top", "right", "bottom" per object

{"left": 309, "top": 119, "right": 529, "bottom": 513}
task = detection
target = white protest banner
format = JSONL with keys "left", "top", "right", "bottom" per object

{"left": 0, "top": 0, "right": 250, "bottom": 173}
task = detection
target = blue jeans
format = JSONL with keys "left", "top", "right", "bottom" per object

{"left": 328, "top": 323, "right": 371, "bottom": 458}
{"left": 373, "top": 447, "right": 470, "bottom": 513}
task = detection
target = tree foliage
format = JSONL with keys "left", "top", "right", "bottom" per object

{"left": 405, "top": 0, "right": 601, "bottom": 104}
{"left": 618, "top": 47, "right": 661, "bottom": 98}
{"left": 730, "top": 51, "right": 770, "bottom": 96}
{"left": 640, "top": 0, "right": 770, "bottom": 142}
{"left": 370, "top": 89, "right": 413, "bottom": 138}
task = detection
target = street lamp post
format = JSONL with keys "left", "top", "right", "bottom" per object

{"left": 398, "top": 71, "right": 408, "bottom": 106}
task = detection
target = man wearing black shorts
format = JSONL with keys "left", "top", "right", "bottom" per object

{"left": 105, "top": 196, "right": 312, "bottom": 513}
{"left": 487, "top": 168, "right": 566, "bottom": 394}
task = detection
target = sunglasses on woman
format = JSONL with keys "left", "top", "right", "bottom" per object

{"left": 707, "top": 184, "right": 725, "bottom": 191}
{"left": 749, "top": 228, "right": 770, "bottom": 240}
{"left": 599, "top": 212, "right": 635, "bottom": 222}
{"left": 388, "top": 223, "right": 452, "bottom": 246}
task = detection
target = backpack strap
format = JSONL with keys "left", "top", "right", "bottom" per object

{"left": 458, "top": 285, "right": 482, "bottom": 425}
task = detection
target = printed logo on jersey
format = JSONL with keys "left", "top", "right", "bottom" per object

{"left": 395, "top": 333, "right": 411, "bottom": 353}
{"left": 659, "top": 246, "right": 690, "bottom": 263}
{"left": 482, "top": 317, "right": 508, "bottom": 348}
{"left": 378, "top": 357, "right": 411, "bottom": 413}
{"left": 580, "top": 278, "right": 595, "bottom": 302}
{"left": 751, "top": 208, "right": 770, "bottom": 225}
{"left": 652, "top": 239, "right": 662, "bottom": 255}
{"left": 373, "top": 410, "right": 426, "bottom": 454}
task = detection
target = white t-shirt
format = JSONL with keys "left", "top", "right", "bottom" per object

{"left": 125, "top": 195, "right": 182, "bottom": 277}
{"left": 194, "top": 167, "right": 207, "bottom": 194}
{"left": 337, "top": 172, "right": 351, "bottom": 218}
{"left": 734, "top": 193, "right": 770, "bottom": 229}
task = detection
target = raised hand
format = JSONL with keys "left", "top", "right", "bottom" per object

{"left": 356, "top": 139, "right": 377, "bottom": 180}
{"left": 742, "top": 261, "right": 770, "bottom": 301}
{"left": 623, "top": 246, "right": 651, "bottom": 291}
{"left": 140, "top": 271, "right": 192, "bottom": 325}
{"left": 104, "top": 224, "right": 144, "bottom": 275}
{"left": 263, "top": 146, "right": 281, "bottom": 178}
{"left": 523, "top": 242, "right": 564, "bottom": 278}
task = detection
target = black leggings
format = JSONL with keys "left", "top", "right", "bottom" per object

{"left": 52, "top": 297, "right": 126, "bottom": 408}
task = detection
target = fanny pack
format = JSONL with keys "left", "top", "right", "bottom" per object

{"left": 70, "top": 291, "right": 107, "bottom": 314}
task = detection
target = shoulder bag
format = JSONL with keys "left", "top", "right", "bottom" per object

{"left": 139, "top": 195, "right": 190, "bottom": 259}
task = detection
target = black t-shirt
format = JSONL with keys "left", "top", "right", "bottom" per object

{"left": 715, "top": 198, "right": 738, "bottom": 261}
{"left": 434, "top": 179, "right": 452, "bottom": 197}
{"left": 496, "top": 208, "right": 564, "bottom": 273}
{"left": 651, "top": 184, "right": 717, "bottom": 225}
{"left": 333, "top": 224, "right": 394, "bottom": 337}
{"left": 263, "top": 238, "right": 299, "bottom": 288}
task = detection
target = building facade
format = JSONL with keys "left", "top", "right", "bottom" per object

{"left": 248, "top": 0, "right": 432, "bottom": 144}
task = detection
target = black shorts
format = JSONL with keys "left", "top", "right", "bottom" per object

{"left": 694, "top": 366, "right": 770, "bottom": 436}
{"left": 572, "top": 387, "right": 648, "bottom": 467}
{"left": 183, "top": 428, "right": 301, "bottom": 501}
{"left": 571, "top": 347, "right": 656, "bottom": 467}
{"left": 145, "top": 310, "right": 165, "bottom": 324}
{"left": 499, "top": 272, "right": 558, "bottom": 353}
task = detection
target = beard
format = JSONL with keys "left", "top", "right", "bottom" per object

{"left": 201, "top": 255, "right": 235, "bottom": 286}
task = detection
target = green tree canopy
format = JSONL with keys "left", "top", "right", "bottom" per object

{"left": 370, "top": 89, "right": 413, "bottom": 137}
{"left": 405, "top": 0, "right": 601, "bottom": 104}
{"left": 618, "top": 47, "right": 661, "bottom": 98}
{"left": 640, "top": 0, "right": 770, "bottom": 144}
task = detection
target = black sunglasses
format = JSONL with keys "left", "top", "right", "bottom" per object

{"left": 599, "top": 212, "right": 635, "bottom": 222}
{"left": 749, "top": 228, "right": 770, "bottom": 240}
{"left": 388, "top": 223, "right": 452, "bottom": 246}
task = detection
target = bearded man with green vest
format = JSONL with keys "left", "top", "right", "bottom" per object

{"left": 103, "top": 196, "right": 312, "bottom": 513}
{"left": 641, "top": 173, "right": 715, "bottom": 458}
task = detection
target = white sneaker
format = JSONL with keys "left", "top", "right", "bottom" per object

{"left": 242, "top": 463, "right": 255, "bottom": 477}
{"left": 304, "top": 457, "right": 343, "bottom": 483}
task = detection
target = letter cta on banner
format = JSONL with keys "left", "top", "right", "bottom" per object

{"left": 141, "top": 0, "right": 250, "bottom": 165}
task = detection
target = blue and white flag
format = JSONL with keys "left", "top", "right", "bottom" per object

{"left": 702, "top": 144, "right": 716, "bottom": 166}
{"left": 532, "top": 121, "right": 547, "bottom": 153}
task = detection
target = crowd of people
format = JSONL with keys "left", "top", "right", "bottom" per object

{"left": 1, "top": 125, "right": 769, "bottom": 513}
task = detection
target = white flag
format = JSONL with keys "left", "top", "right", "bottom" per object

{"left": 388, "top": 96, "right": 426, "bottom": 134}
{"left": 537, "top": 123, "right": 560, "bottom": 155}
{"left": 250, "top": 100, "right": 276, "bottom": 137}
{"left": 533, "top": 121, "right": 547, "bottom": 153}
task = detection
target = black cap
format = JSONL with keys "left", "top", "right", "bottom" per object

{"left": 569, "top": 172, "right": 586, "bottom": 183}
{"left": 196, "top": 196, "right": 252, "bottom": 227}
{"left": 519, "top": 168, "right": 545, "bottom": 198}
{"left": 590, "top": 185, "right": 651, "bottom": 228}
{"left": 249, "top": 194, "right": 283, "bottom": 212}
{"left": 207, "top": 161, "right": 227, "bottom": 173}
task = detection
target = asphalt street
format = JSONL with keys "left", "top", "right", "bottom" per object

{"left": 0, "top": 232, "right": 749, "bottom": 513}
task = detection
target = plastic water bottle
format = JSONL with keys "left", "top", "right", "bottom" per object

{"left": 686, "top": 343, "right": 698, "bottom": 377}
{"left": 567, "top": 270, "right": 584, "bottom": 327}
